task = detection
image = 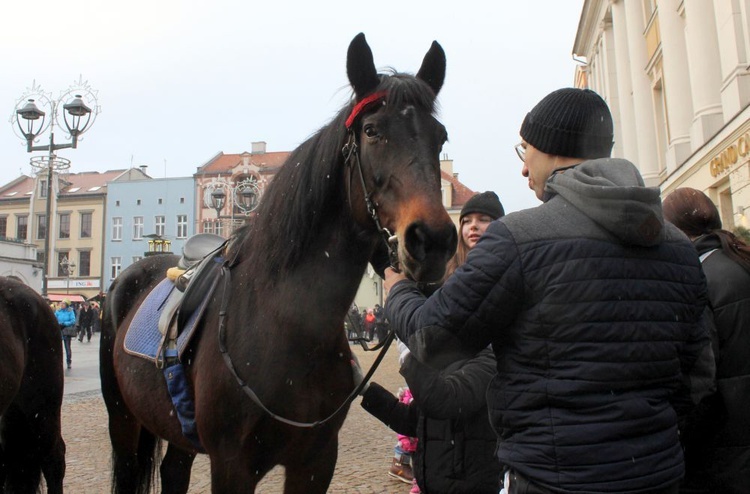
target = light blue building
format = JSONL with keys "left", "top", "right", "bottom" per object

{"left": 104, "top": 176, "right": 195, "bottom": 291}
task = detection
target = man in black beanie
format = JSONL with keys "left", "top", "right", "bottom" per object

{"left": 382, "top": 88, "right": 713, "bottom": 494}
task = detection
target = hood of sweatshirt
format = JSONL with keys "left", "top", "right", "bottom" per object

{"left": 545, "top": 158, "right": 664, "bottom": 246}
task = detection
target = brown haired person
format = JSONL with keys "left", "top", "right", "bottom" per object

{"left": 381, "top": 88, "right": 714, "bottom": 494}
{"left": 663, "top": 187, "right": 750, "bottom": 494}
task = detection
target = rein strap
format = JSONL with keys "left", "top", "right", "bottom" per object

{"left": 217, "top": 264, "right": 395, "bottom": 428}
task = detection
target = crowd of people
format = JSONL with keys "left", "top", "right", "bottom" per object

{"left": 51, "top": 299, "right": 101, "bottom": 369}
{"left": 357, "top": 87, "right": 750, "bottom": 494}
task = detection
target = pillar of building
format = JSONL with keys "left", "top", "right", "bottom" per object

{"left": 657, "top": 0, "right": 694, "bottom": 169}
{"left": 714, "top": 0, "right": 750, "bottom": 119}
{"left": 683, "top": 0, "right": 724, "bottom": 146}
{"left": 623, "top": 0, "right": 660, "bottom": 185}
{"left": 610, "top": 0, "right": 638, "bottom": 162}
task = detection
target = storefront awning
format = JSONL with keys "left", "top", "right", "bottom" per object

{"left": 47, "top": 293, "right": 87, "bottom": 303}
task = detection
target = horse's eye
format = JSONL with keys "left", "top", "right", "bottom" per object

{"left": 363, "top": 124, "right": 379, "bottom": 138}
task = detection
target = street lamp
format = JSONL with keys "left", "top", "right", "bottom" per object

{"left": 204, "top": 177, "right": 262, "bottom": 237}
{"left": 59, "top": 255, "right": 76, "bottom": 295}
{"left": 10, "top": 78, "right": 100, "bottom": 297}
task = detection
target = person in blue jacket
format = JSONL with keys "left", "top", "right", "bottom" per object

{"left": 55, "top": 300, "right": 77, "bottom": 369}
{"left": 382, "top": 88, "right": 714, "bottom": 494}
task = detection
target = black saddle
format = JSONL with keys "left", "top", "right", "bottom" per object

{"left": 178, "top": 233, "right": 226, "bottom": 269}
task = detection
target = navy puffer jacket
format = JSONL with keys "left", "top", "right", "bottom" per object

{"left": 386, "top": 159, "right": 713, "bottom": 493}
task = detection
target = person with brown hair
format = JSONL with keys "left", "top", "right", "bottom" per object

{"left": 663, "top": 187, "right": 750, "bottom": 494}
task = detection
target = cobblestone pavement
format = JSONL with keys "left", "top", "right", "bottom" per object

{"left": 59, "top": 340, "right": 412, "bottom": 493}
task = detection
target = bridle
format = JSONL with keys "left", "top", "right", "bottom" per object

{"left": 342, "top": 91, "right": 400, "bottom": 273}
{"left": 215, "top": 92, "right": 404, "bottom": 428}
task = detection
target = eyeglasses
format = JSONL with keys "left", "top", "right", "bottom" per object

{"left": 514, "top": 142, "right": 526, "bottom": 162}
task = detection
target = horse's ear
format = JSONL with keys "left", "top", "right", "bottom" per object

{"left": 416, "top": 41, "right": 446, "bottom": 97}
{"left": 347, "top": 33, "right": 380, "bottom": 99}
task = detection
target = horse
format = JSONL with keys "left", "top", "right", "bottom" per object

{"left": 100, "top": 32, "right": 457, "bottom": 494}
{"left": 0, "top": 276, "right": 66, "bottom": 493}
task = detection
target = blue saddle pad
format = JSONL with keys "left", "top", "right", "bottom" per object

{"left": 123, "top": 278, "right": 209, "bottom": 363}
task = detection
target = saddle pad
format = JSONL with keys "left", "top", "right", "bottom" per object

{"left": 123, "top": 278, "right": 211, "bottom": 363}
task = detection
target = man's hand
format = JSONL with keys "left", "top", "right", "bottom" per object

{"left": 384, "top": 267, "right": 408, "bottom": 295}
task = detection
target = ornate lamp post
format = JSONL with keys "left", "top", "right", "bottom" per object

{"left": 205, "top": 177, "right": 262, "bottom": 237}
{"left": 10, "top": 78, "right": 100, "bottom": 297}
{"left": 59, "top": 255, "right": 76, "bottom": 295}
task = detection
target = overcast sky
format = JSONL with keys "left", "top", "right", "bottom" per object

{"left": 1, "top": 1, "right": 583, "bottom": 213}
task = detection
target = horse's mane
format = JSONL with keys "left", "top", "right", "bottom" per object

{"left": 226, "top": 71, "right": 439, "bottom": 275}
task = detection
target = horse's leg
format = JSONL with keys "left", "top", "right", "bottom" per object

{"left": 0, "top": 404, "right": 43, "bottom": 493}
{"left": 283, "top": 435, "right": 338, "bottom": 494}
{"left": 35, "top": 409, "right": 66, "bottom": 494}
{"left": 209, "top": 454, "right": 265, "bottom": 494}
{"left": 160, "top": 444, "right": 195, "bottom": 494}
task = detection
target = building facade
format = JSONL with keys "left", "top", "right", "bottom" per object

{"left": 0, "top": 238, "right": 41, "bottom": 291}
{"left": 104, "top": 176, "right": 195, "bottom": 291}
{"left": 0, "top": 167, "right": 149, "bottom": 300}
{"left": 574, "top": 0, "right": 750, "bottom": 231}
{"left": 194, "top": 142, "right": 289, "bottom": 239}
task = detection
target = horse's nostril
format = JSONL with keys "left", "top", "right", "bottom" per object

{"left": 404, "top": 223, "right": 429, "bottom": 262}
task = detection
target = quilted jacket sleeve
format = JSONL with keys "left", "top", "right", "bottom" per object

{"left": 360, "top": 382, "right": 418, "bottom": 437}
{"left": 400, "top": 349, "right": 496, "bottom": 420}
{"left": 386, "top": 220, "right": 525, "bottom": 352}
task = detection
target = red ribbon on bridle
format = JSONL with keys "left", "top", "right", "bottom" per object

{"left": 345, "top": 91, "right": 388, "bottom": 129}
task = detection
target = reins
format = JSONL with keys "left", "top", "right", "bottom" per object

{"left": 217, "top": 264, "right": 395, "bottom": 428}
{"left": 215, "top": 95, "right": 405, "bottom": 427}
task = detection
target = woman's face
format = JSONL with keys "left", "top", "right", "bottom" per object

{"left": 461, "top": 213, "right": 493, "bottom": 250}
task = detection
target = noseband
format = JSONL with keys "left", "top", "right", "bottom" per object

{"left": 342, "top": 91, "right": 400, "bottom": 272}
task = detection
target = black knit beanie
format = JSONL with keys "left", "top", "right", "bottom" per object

{"left": 520, "top": 88, "right": 614, "bottom": 159}
{"left": 460, "top": 191, "right": 504, "bottom": 221}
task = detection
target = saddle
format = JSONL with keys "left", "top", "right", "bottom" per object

{"left": 158, "top": 234, "right": 227, "bottom": 344}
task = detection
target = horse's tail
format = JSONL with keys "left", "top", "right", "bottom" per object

{"left": 100, "top": 279, "right": 160, "bottom": 494}
{"left": 109, "top": 430, "right": 160, "bottom": 494}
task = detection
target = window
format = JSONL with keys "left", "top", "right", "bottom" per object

{"left": 137, "top": 199, "right": 141, "bottom": 205}
{"left": 202, "top": 220, "right": 215, "bottom": 234}
{"left": 155, "top": 215, "right": 165, "bottom": 236}
{"left": 36, "top": 214, "right": 47, "bottom": 240}
{"left": 36, "top": 250, "right": 45, "bottom": 263}
{"left": 78, "top": 251, "right": 91, "bottom": 277}
{"left": 176, "top": 215, "right": 188, "bottom": 239}
{"left": 111, "top": 257, "right": 122, "bottom": 279}
{"left": 133, "top": 216, "right": 144, "bottom": 240}
{"left": 16, "top": 215, "right": 28, "bottom": 240}
{"left": 80, "top": 212, "right": 92, "bottom": 238}
{"left": 180, "top": 197, "right": 185, "bottom": 204}
{"left": 112, "top": 217, "right": 122, "bottom": 241}
{"left": 132, "top": 255, "right": 143, "bottom": 264}
{"left": 39, "top": 179, "right": 48, "bottom": 198}
{"left": 116, "top": 200, "right": 120, "bottom": 206}
{"left": 57, "top": 252, "right": 73, "bottom": 277}
{"left": 0, "top": 216, "right": 7, "bottom": 238}
{"left": 158, "top": 198, "right": 163, "bottom": 205}
{"left": 215, "top": 220, "right": 224, "bottom": 238}
{"left": 59, "top": 213, "right": 70, "bottom": 239}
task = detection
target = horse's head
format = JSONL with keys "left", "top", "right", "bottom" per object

{"left": 344, "top": 33, "right": 458, "bottom": 283}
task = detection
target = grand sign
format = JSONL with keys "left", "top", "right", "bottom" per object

{"left": 710, "top": 131, "right": 750, "bottom": 177}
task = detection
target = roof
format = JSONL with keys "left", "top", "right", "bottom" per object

{"left": 196, "top": 151, "right": 291, "bottom": 174}
{"left": 441, "top": 170, "right": 475, "bottom": 208}
{"left": 0, "top": 168, "right": 148, "bottom": 201}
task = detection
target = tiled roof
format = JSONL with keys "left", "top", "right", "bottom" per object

{"left": 441, "top": 170, "right": 475, "bottom": 208}
{"left": 0, "top": 169, "right": 139, "bottom": 200}
{"left": 197, "top": 151, "right": 291, "bottom": 174}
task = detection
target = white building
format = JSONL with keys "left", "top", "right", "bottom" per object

{"left": 0, "top": 238, "right": 42, "bottom": 291}
{"left": 574, "top": 0, "right": 750, "bottom": 231}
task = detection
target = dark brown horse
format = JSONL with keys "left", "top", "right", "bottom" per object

{"left": 100, "top": 32, "right": 456, "bottom": 494}
{"left": 0, "top": 276, "right": 66, "bottom": 493}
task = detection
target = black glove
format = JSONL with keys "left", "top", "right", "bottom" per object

{"left": 369, "top": 239, "right": 392, "bottom": 279}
